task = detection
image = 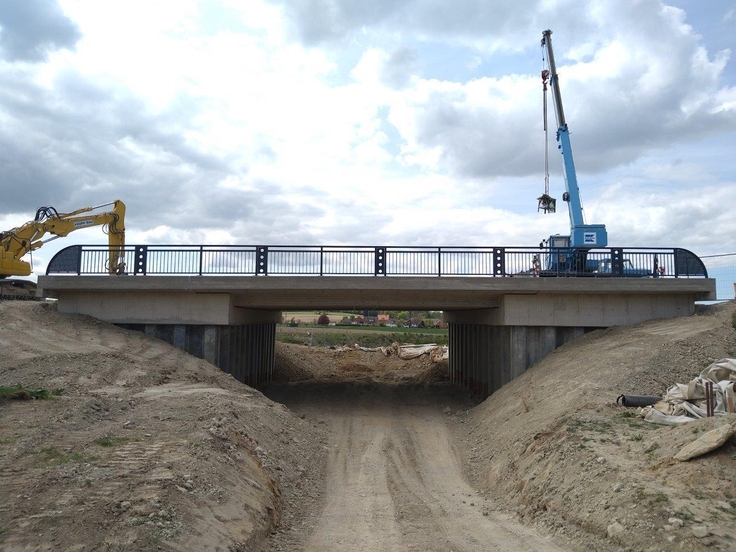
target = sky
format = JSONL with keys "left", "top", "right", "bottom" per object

{"left": 0, "top": 0, "right": 735, "bottom": 278}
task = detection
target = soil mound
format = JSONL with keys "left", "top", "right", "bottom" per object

{"left": 0, "top": 301, "right": 327, "bottom": 551}
{"left": 460, "top": 301, "right": 736, "bottom": 551}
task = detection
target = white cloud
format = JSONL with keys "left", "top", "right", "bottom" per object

{"left": 1, "top": 0, "right": 735, "bottom": 287}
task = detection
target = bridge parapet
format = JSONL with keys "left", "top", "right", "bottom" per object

{"left": 46, "top": 244, "right": 708, "bottom": 279}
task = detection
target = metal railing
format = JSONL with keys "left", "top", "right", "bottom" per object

{"left": 46, "top": 244, "right": 709, "bottom": 278}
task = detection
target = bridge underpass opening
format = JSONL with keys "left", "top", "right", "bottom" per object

{"left": 109, "top": 312, "right": 599, "bottom": 401}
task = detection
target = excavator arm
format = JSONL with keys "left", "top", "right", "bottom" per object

{"left": 0, "top": 200, "right": 126, "bottom": 278}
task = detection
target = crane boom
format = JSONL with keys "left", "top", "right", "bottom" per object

{"left": 541, "top": 29, "right": 607, "bottom": 250}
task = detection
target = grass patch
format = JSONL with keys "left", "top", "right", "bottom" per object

{"left": 630, "top": 434, "right": 643, "bottom": 441}
{"left": 625, "top": 420, "right": 658, "bottom": 430}
{"left": 618, "top": 411, "right": 658, "bottom": 430}
{"left": 94, "top": 436, "right": 129, "bottom": 448}
{"left": 0, "top": 384, "right": 54, "bottom": 400}
{"left": 34, "top": 447, "right": 96, "bottom": 466}
{"left": 567, "top": 419, "right": 614, "bottom": 435}
{"left": 332, "top": 325, "right": 447, "bottom": 334}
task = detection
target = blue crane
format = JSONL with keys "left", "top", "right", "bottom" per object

{"left": 538, "top": 29, "right": 607, "bottom": 273}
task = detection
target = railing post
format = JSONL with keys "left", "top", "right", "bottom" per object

{"left": 375, "top": 247, "right": 385, "bottom": 276}
{"left": 134, "top": 246, "right": 148, "bottom": 275}
{"left": 438, "top": 247, "right": 442, "bottom": 277}
{"left": 199, "top": 246, "right": 204, "bottom": 276}
{"left": 320, "top": 247, "right": 324, "bottom": 276}
{"left": 494, "top": 248, "right": 505, "bottom": 276}
{"left": 75, "top": 245, "right": 83, "bottom": 275}
{"left": 610, "top": 248, "right": 623, "bottom": 276}
{"left": 257, "top": 246, "right": 268, "bottom": 275}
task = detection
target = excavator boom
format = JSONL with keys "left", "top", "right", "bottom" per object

{"left": 0, "top": 200, "right": 126, "bottom": 278}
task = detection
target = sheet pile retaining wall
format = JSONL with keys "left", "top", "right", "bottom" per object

{"left": 448, "top": 323, "right": 590, "bottom": 398}
{"left": 117, "top": 322, "right": 276, "bottom": 387}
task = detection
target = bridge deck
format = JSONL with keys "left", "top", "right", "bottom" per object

{"left": 39, "top": 274, "right": 715, "bottom": 312}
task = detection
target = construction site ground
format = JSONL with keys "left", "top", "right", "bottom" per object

{"left": 1, "top": 300, "right": 735, "bottom": 551}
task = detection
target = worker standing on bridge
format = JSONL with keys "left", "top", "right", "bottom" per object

{"left": 532, "top": 255, "right": 541, "bottom": 277}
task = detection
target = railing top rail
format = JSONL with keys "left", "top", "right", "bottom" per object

{"left": 45, "top": 243, "right": 696, "bottom": 250}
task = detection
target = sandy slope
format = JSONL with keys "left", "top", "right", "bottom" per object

{"left": 0, "top": 302, "right": 326, "bottom": 551}
{"left": 2, "top": 300, "right": 736, "bottom": 552}
{"left": 459, "top": 302, "right": 736, "bottom": 551}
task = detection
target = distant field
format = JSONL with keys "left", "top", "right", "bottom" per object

{"left": 279, "top": 325, "right": 447, "bottom": 335}
{"left": 277, "top": 325, "right": 448, "bottom": 347}
{"left": 282, "top": 311, "right": 357, "bottom": 324}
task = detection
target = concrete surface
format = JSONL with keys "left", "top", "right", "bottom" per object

{"left": 38, "top": 275, "right": 716, "bottom": 320}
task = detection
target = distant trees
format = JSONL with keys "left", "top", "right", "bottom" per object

{"left": 317, "top": 313, "right": 330, "bottom": 325}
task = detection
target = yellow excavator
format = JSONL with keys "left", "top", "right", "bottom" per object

{"left": 0, "top": 200, "right": 126, "bottom": 285}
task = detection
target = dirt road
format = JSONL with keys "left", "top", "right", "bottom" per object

{"left": 263, "top": 382, "right": 565, "bottom": 551}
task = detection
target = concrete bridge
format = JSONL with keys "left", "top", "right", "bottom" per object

{"left": 38, "top": 244, "right": 716, "bottom": 398}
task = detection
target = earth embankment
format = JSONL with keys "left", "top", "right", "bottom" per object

{"left": 2, "top": 300, "right": 735, "bottom": 551}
